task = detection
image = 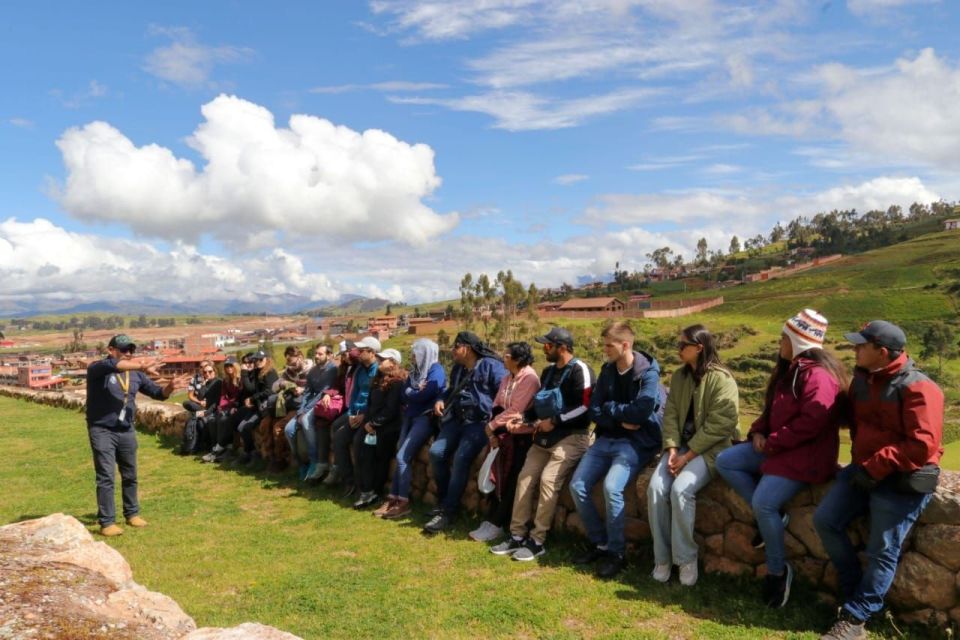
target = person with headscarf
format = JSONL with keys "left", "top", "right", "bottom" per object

{"left": 423, "top": 331, "right": 506, "bottom": 534}
{"left": 376, "top": 338, "right": 447, "bottom": 519}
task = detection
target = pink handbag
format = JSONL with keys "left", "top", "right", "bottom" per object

{"left": 314, "top": 392, "right": 344, "bottom": 421}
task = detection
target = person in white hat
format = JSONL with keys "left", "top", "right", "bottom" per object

{"left": 328, "top": 336, "right": 381, "bottom": 495}
{"left": 354, "top": 349, "right": 407, "bottom": 508}
{"left": 715, "top": 309, "right": 848, "bottom": 609}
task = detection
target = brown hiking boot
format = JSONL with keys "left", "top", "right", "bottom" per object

{"left": 125, "top": 515, "right": 148, "bottom": 528}
{"left": 100, "top": 524, "right": 124, "bottom": 537}
{"left": 373, "top": 498, "right": 397, "bottom": 518}
{"left": 381, "top": 499, "right": 411, "bottom": 520}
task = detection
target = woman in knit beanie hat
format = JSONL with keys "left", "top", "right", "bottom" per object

{"left": 715, "top": 308, "right": 849, "bottom": 609}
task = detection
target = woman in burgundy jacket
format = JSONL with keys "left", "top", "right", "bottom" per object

{"left": 716, "top": 309, "right": 848, "bottom": 609}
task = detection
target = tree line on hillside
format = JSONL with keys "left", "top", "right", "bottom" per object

{"left": 3, "top": 314, "right": 189, "bottom": 333}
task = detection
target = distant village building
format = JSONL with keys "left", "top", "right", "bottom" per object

{"left": 946, "top": 219, "right": 960, "bottom": 231}
{"left": 557, "top": 297, "right": 625, "bottom": 313}
{"left": 536, "top": 301, "right": 564, "bottom": 312}
{"left": 159, "top": 354, "right": 227, "bottom": 377}
{"left": 0, "top": 362, "right": 65, "bottom": 389}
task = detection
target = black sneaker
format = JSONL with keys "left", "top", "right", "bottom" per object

{"left": 490, "top": 537, "right": 525, "bottom": 556}
{"left": 573, "top": 546, "right": 608, "bottom": 565}
{"left": 753, "top": 512, "right": 790, "bottom": 549}
{"left": 820, "top": 610, "right": 867, "bottom": 640}
{"left": 596, "top": 552, "right": 627, "bottom": 579}
{"left": 512, "top": 538, "right": 545, "bottom": 562}
{"left": 422, "top": 513, "right": 450, "bottom": 535}
{"left": 764, "top": 563, "right": 794, "bottom": 608}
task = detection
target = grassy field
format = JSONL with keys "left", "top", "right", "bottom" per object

{"left": 0, "top": 396, "right": 926, "bottom": 639}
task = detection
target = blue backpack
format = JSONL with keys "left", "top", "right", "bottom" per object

{"left": 533, "top": 360, "right": 578, "bottom": 419}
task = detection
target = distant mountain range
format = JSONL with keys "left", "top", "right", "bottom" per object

{"left": 0, "top": 293, "right": 390, "bottom": 318}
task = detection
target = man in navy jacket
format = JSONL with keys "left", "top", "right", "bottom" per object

{"left": 86, "top": 335, "right": 183, "bottom": 536}
{"left": 570, "top": 322, "right": 665, "bottom": 577}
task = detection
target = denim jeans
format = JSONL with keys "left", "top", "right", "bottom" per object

{"left": 429, "top": 419, "right": 487, "bottom": 516}
{"left": 284, "top": 409, "right": 319, "bottom": 463}
{"left": 391, "top": 414, "right": 434, "bottom": 499}
{"left": 715, "top": 442, "right": 806, "bottom": 575}
{"left": 647, "top": 449, "right": 711, "bottom": 566}
{"left": 569, "top": 437, "right": 656, "bottom": 555}
{"left": 813, "top": 464, "right": 932, "bottom": 622}
{"left": 88, "top": 425, "right": 139, "bottom": 526}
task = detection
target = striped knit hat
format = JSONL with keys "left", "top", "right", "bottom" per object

{"left": 783, "top": 309, "right": 828, "bottom": 357}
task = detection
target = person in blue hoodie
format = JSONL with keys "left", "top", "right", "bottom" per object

{"left": 423, "top": 331, "right": 506, "bottom": 534}
{"left": 375, "top": 338, "right": 446, "bottom": 520}
{"left": 570, "top": 321, "right": 665, "bottom": 578}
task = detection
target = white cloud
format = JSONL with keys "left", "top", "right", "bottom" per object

{"left": 846, "top": 0, "right": 938, "bottom": 16}
{"left": 628, "top": 154, "right": 704, "bottom": 171}
{"left": 390, "top": 87, "right": 657, "bottom": 130}
{"left": 309, "top": 81, "right": 448, "bottom": 94}
{"left": 703, "top": 163, "right": 743, "bottom": 175}
{"left": 53, "top": 94, "right": 459, "bottom": 247}
{"left": 50, "top": 80, "right": 109, "bottom": 109}
{"left": 582, "top": 176, "right": 941, "bottom": 227}
{"left": 143, "top": 26, "right": 253, "bottom": 88}
{"left": 0, "top": 218, "right": 340, "bottom": 311}
{"left": 8, "top": 118, "right": 33, "bottom": 128}
{"left": 553, "top": 174, "right": 588, "bottom": 185}
{"left": 369, "top": 0, "right": 539, "bottom": 40}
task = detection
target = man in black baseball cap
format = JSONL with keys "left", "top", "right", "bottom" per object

{"left": 107, "top": 334, "right": 137, "bottom": 353}
{"left": 843, "top": 320, "right": 907, "bottom": 353}
{"left": 534, "top": 327, "right": 574, "bottom": 350}
{"left": 815, "top": 319, "right": 944, "bottom": 638}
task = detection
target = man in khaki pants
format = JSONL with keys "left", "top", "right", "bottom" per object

{"left": 490, "top": 327, "right": 595, "bottom": 561}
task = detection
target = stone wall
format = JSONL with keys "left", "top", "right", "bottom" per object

{"left": 3, "top": 385, "right": 958, "bottom": 630}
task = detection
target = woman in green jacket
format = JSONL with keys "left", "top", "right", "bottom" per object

{"left": 647, "top": 324, "right": 740, "bottom": 586}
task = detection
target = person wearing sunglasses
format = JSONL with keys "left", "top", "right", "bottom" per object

{"left": 86, "top": 334, "right": 186, "bottom": 537}
{"left": 647, "top": 324, "right": 739, "bottom": 587}
{"left": 180, "top": 363, "right": 222, "bottom": 456}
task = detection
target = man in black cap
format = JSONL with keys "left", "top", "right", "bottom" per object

{"left": 491, "top": 326, "right": 595, "bottom": 561}
{"left": 86, "top": 335, "right": 187, "bottom": 536}
{"left": 814, "top": 320, "right": 944, "bottom": 640}
{"left": 423, "top": 331, "right": 506, "bottom": 534}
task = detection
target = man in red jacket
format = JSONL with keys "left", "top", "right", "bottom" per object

{"left": 814, "top": 320, "right": 944, "bottom": 640}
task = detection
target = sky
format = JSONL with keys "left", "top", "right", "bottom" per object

{"left": 1, "top": 0, "right": 959, "bottom": 311}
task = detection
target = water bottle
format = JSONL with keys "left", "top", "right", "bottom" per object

{"left": 364, "top": 432, "right": 377, "bottom": 446}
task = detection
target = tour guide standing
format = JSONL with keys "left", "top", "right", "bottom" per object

{"left": 814, "top": 321, "right": 944, "bottom": 640}
{"left": 86, "top": 334, "right": 180, "bottom": 537}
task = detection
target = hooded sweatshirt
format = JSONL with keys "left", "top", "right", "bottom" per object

{"left": 590, "top": 350, "right": 665, "bottom": 452}
{"left": 405, "top": 338, "right": 446, "bottom": 417}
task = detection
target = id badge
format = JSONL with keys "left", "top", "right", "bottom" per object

{"left": 118, "top": 408, "right": 127, "bottom": 423}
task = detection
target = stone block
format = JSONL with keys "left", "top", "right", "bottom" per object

{"left": 888, "top": 551, "right": 957, "bottom": 610}
{"left": 914, "top": 524, "right": 960, "bottom": 571}
{"left": 723, "top": 521, "right": 765, "bottom": 565}
{"left": 786, "top": 506, "right": 828, "bottom": 560}
{"left": 624, "top": 516, "right": 650, "bottom": 542}
{"left": 703, "top": 553, "right": 752, "bottom": 577}
{"left": 694, "top": 498, "right": 731, "bottom": 535}
{"left": 704, "top": 534, "right": 724, "bottom": 556}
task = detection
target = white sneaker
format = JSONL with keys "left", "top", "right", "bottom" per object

{"left": 651, "top": 563, "right": 671, "bottom": 583}
{"left": 679, "top": 561, "right": 698, "bottom": 586}
{"left": 468, "top": 521, "right": 503, "bottom": 542}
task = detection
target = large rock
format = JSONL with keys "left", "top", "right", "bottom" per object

{"left": 703, "top": 553, "right": 752, "bottom": 577}
{"left": 786, "top": 506, "right": 828, "bottom": 560}
{"left": 694, "top": 498, "right": 731, "bottom": 535}
{"left": 914, "top": 524, "right": 960, "bottom": 571}
{"left": 723, "top": 522, "right": 765, "bottom": 565}
{"left": 919, "top": 473, "right": 960, "bottom": 524}
{"left": 0, "top": 514, "right": 301, "bottom": 640}
{"left": 184, "top": 623, "right": 304, "bottom": 639}
{"left": 888, "top": 551, "right": 957, "bottom": 610}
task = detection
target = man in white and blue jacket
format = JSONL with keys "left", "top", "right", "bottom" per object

{"left": 423, "top": 331, "right": 506, "bottom": 534}
{"left": 86, "top": 334, "right": 182, "bottom": 537}
{"left": 570, "top": 322, "right": 665, "bottom": 578}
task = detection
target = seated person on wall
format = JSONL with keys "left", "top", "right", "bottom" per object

{"left": 279, "top": 346, "right": 310, "bottom": 413}
{"left": 490, "top": 328, "right": 595, "bottom": 562}
{"left": 285, "top": 345, "right": 338, "bottom": 481}
{"left": 179, "top": 361, "right": 222, "bottom": 455}
{"left": 328, "top": 336, "right": 381, "bottom": 497}
{"left": 423, "top": 331, "right": 506, "bottom": 535}
{"left": 183, "top": 360, "right": 213, "bottom": 413}
{"left": 316, "top": 342, "right": 356, "bottom": 483}
{"left": 569, "top": 321, "right": 665, "bottom": 579}
{"left": 716, "top": 309, "right": 847, "bottom": 608}
{"left": 235, "top": 351, "right": 278, "bottom": 468}
{"left": 814, "top": 321, "right": 944, "bottom": 640}
{"left": 202, "top": 356, "right": 243, "bottom": 463}
{"left": 470, "top": 340, "right": 540, "bottom": 546}
{"left": 354, "top": 349, "right": 407, "bottom": 510}
{"left": 376, "top": 338, "right": 446, "bottom": 520}
{"left": 648, "top": 324, "right": 740, "bottom": 588}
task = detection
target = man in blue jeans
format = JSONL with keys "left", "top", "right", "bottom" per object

{"left": 813, "top": 321, "right": 944, "bottom": 639}
{"left": 423, "top": 331, "right": 505, "bottom": 535}
{"left": 86, "top": 335, "right": 184, "bottom": 536}
{"left": 570, "top": 322, "right": 664, "bottom": 578}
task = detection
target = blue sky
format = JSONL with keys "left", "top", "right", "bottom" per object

{"left": 1, "top": 0, "right": 958, "bottom": 312}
